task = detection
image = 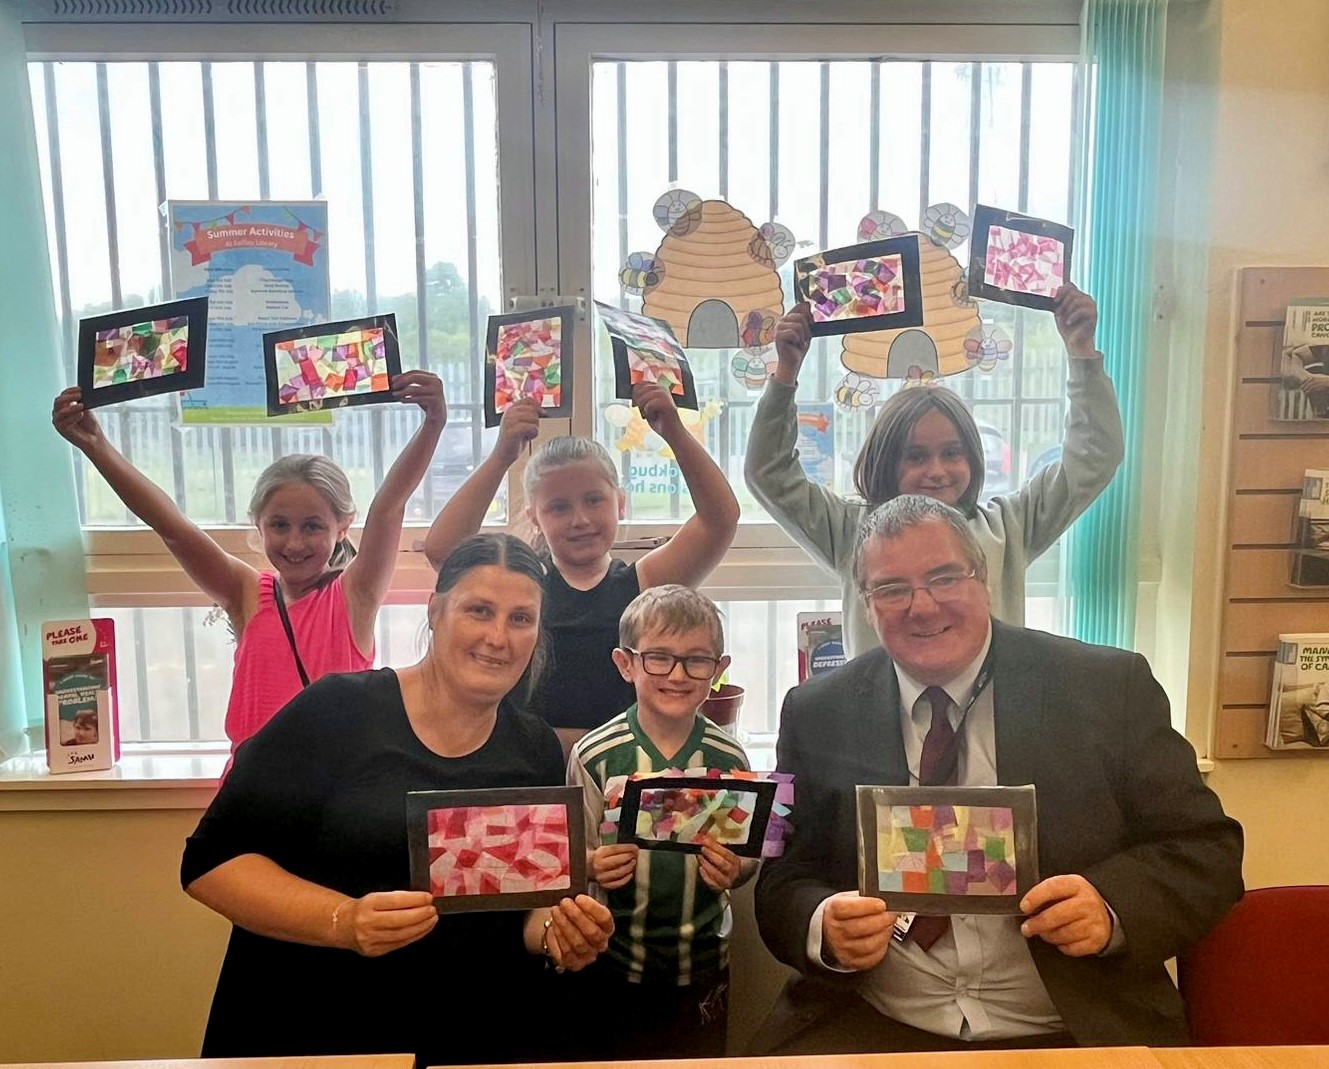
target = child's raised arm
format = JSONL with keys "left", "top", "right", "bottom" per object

{"left": 343, "top": 371, "right": 447, "bottom": 643}
{"left": 52, "top": 387, "right": 254, "bottom": 620}
{"left": 634, "top": 383, "right": 740, "bottom": 590}
{"left": 422, "top": 397, "right": 540, "bottom": 570}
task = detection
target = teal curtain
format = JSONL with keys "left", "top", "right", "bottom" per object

{"left": 1066, "top": 0, "right": 1168, "bottom": 649}
{"left": 0, "top": 0, "right": 87, "bottom": 756}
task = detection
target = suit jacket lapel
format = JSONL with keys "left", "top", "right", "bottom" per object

{"left": 991, "top": 620, "right": 1044, "bottom": 787}
{"left": 855, "top": 648, "right": 909, "bottom": 784}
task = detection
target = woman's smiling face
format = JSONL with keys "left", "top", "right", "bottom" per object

{"left": 428, "top": 564, "right": 542, "bottom": 705}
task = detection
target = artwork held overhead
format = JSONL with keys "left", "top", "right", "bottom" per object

{"left": 76, "top": 297, "right": 210, "bottom": 409}
{"left": 484, "top": 307, "right": 574, "bottom": 427}
{"left": 856, "top": 785, "right": 1038, "bottom": 915}
{"left": 794, "top": 236, "right": 925, "bottom": 338}
{"left": 262, "top": 314, "right": 402, "bottom": 417}
{"left": 967, "top": 205, "right": 1074, "bottom": 312}
{"left": 597, "top": 301, "right": 699, "bottom": 410}
{"left": 407, "top": 787, "right": 587, "bottom": 914}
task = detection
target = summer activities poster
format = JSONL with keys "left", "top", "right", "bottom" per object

{"left": 167, "top": 201, "right": 331, "bottom": 424}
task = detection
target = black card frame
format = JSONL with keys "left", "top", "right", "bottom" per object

{"left": 619, "top": 775, "right": 776, "bottom": 858}
{"left": 407, "top": 786, "right": 586, "bottom": 914}
{"left": 77, "top": 297, "right": 209, "bottom": 410}
{"left": 793, "top": 236, "right": 924, "bottom": 338}
{"left": 483, "top": 306, "right": 575, "bottom": 428}
{"left": 855, "top": 784, "right": 1039, "bottom": 916}
{"left": 262, "top": 313, "right": 403, "bottom": 417}
{"left": 597, "top": 301, "right": 699, "bottom": 411}
{"left": 967, "top": 205, "right": 1074, "bottom": 312}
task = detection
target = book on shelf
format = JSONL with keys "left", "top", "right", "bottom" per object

{"left": 1271, "top": 298, "right": 1329, "bottom": 421}
{"left": 1288, "top": 469, "right": 1329, "bottom": 587}
{"left": 1267, "top": 633, "right": 1329, "bottom": 751}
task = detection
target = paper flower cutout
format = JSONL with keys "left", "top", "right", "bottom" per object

{"left": 922, "top": 202, "right": 971, "bottom": 249}
{"left": 857, "top": 209, "right": 908, "bottom": 242}
{"left": 653, "top": 188, "right": 704, "bottom": 237}
{"left": 620, "top": 251, "right": 664, "bottom": 294}
{"left": 834, "top": 371, "right": 879, "bottom": 410}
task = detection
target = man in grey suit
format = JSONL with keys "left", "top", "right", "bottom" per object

{"left": 754, "top": 495, "right": 1243, "bottom": 1053}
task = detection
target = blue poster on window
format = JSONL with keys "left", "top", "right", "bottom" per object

{"left": 795, "top": 403, "right": 835, "bottom": 487}
{"left": 167, "top": 200, "right": 331, "bottom": 424}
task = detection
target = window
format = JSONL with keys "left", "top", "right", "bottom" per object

{"left": 25, "top": 13, "right": 1082, "bottom": 742}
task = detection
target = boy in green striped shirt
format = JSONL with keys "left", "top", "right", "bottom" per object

{"left": 568, "top": 585, "right": 758, "bottom": 1059}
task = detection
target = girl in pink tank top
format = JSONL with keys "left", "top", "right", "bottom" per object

{"left": 53, "top": 372, "right": 448, "bottom": 750}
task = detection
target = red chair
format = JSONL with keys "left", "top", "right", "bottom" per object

{"left": 1179, "top": 885, "right": 1329, "bottom": 1045}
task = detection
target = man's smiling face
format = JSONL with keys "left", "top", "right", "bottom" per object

{"left": 859, "top": 520, "right": 991, "bottom": 685}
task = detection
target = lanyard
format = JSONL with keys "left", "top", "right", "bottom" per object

{"left": 915, "top": 643, "right": 995, "bottom": 786}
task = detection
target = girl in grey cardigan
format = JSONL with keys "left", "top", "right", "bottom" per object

{"left": 744, "top": 284, "right": 1123, "bottom": 657}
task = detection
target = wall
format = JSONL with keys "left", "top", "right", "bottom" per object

{"left": 0, "top": 805, "right": 227, "bottom": 1062}
{"left": 1180, "top": 0, "right": 1329, "bottom": 885}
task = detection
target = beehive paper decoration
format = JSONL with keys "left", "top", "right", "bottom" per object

{"left": 838, "top": 207, "right": 983, "bottom": 381}
{"left": 623, "top": 190, "right": 790, "bottom": 352}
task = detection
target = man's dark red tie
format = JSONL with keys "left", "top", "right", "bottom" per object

{"left": 908, "top": 686, "right": 956, "bottom": 951}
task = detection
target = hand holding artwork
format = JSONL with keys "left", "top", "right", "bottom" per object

{"left": 543, "top": 894, "right": 614, "bottom": 972}
{"left": 51, "top": 388, "right": 107, "bottom": 455}
{"left": 773, "top": 302, "right": 813, "bottom": 385}
{"left": 1019, "top": 873, "right": 1112, "bottom": 957}
{"left": 590, "top": 843, "right": 639, "bottom": 890}
{"left": 392, "top": 370, "right": 447, "bottom": 427}
{"left": 494, "top": 398, "right": 541, "bottom": 465}
{"left": 632, "top": 382, "right": 685, "bottom": 438}
{"left": 821, "top": 891, "right": 896, "bottom": 971}
{"left": 697, "top": 837, "right": 743, "bottom": 892}
{"left": 1052, "top": 284, "right": 1099, "bottom": 360}
{"left": 334, "top": 890, "right": 438, "bottom": 958}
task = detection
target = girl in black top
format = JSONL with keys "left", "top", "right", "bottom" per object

{"left": 423, "top": 384, "right": 739, "bottom": 756}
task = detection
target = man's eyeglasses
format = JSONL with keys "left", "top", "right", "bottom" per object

{"left": 861, "top": 568, "right": 978, "bottom": 610}
{"left": 622, "top": 647, "right": 721, "bottom": 680}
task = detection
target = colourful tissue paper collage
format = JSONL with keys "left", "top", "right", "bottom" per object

{"left": 426, "top": 803, "right": 572, "bottom": 898}
{"left": 601, "top": 767, "right": 793, "bottom": 858}
{"left": 804, "top": 253, "right": 906, "bottom": 323}
{"left": 983, "top": 225, "right": 1066, "bottom": 298}
{"left": 493, "top": 317, "right": 563, "bottom": 412}
{"left": 93, "top": 317, "right": 190, "bottom": 388}
{"left": 876, "top": 803, "right": 1017, "bottom": 896}
{"left": 635, "top": 786, "right": 760, "bottom": 847}
{"left": 272, "top": 327, "right": 391, "bottom": 408}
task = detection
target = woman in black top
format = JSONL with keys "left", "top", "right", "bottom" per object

{"left": 181, "top": 534, "right": 613, "bottom": 1065}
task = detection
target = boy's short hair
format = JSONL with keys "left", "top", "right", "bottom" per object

{"left": 619, "top": 584, "right": 725, "bottom": 655}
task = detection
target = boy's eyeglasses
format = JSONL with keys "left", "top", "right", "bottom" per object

{"left": 622, "top": 647, "right": 721, "bottom": 680}
{"left": 861, "top": 568, "right": 978, "bottom": 610}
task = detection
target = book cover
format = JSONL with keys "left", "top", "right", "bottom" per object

{"left": 797, "top": 612, "right": 846, "bottom": 683}
{"left": 1271, "top": 299, "right": 1329, "bottom": 421}
{"left": 1288, "top": 469, "right": 1329, "bottom": 587}
{"left": 42, "top": 619, "right": 119, "bottom": 773}
{"left": 1266, "top": 633, "right": 1329, "bottom": 751}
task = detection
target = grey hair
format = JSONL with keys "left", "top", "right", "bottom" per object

{"left": 248, "top": 454, "right": 358, "bottom": 570}
{"left": 522, "top": 436, "right": 620, "bottom": 501}
{"left": 619, "top": 584, "right": 725, "bottom": 655}
{"left": 852, "top": 494, "right": 988, "bottom": 590}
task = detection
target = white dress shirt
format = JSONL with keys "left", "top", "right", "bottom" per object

{"left": 807, "top": 628, "right": 1067, "bottom": 1041}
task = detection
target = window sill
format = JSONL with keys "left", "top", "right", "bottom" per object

{"left": 0, "top": 743, "right": 225, "bottom": 811}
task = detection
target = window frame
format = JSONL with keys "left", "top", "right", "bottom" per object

{"left": 25, "top": 5, "right": 1083, "bottom": 613}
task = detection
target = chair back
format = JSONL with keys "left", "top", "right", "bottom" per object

{"left": 1180, "top": 884, "right": 1329, "bottom": 1045}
